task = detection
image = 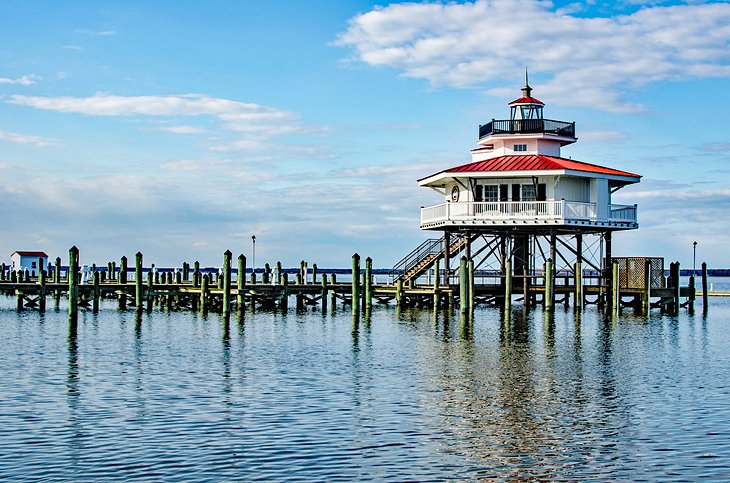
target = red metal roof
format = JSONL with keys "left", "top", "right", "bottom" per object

{"left": 509, "top": 96, "right": 544, "bottom": 106}
{"left": 429, "top": 155, "right": 640, "bottom": 179}
{"left": 12, "top": 251, "right": 48, "bottom": 257}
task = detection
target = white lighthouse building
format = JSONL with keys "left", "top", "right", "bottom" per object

{"left": 393, "top": 80, "right": 641, "bottom": 308}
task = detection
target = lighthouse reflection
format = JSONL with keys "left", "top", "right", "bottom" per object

{"left": 419, "top": 306, "right": 628, "bottom": 478}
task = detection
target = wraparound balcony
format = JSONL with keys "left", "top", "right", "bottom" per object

{"left": 479, "top": 118, "right": 575, "bottom": 140}
{"left": 420, "top": 201, "right": 637, "bottom": 230}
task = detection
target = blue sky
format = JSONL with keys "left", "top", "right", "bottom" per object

{"left": 0, "top": 0, "right": 728, "bottom": 269}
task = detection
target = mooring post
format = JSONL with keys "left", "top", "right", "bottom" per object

{"left": 688, "top": 274, "right": 696, "bottom": 314}
{"left": 193, "top": 261, "right": 201, "bottom": 288}
{"left": 673, "top": 261, "right": 681, "bottom": 316}
{"left": 38, "top": 269, "right": 47, "bottom": 313}
{"left": 135, "top": 252, "right": 143, "bottom": 311}
{"left": 321, "top": 274, "right": 328, "bottom": 311}
{"left": 276, "top": 261, "right": 282, "bottom": 285}
{"left": 575, "top": 261, "right": 583, "bottom": 312}
{"left": 468, "top": 259, "right": 475, "bottom": 311}
{"left": 545, "top": 258, "right": 554, "bottom": 312}
{"left": 396, "top": 278, "right": 404, "bottom": 308}
{"left": 459, "top": 256, "right": 468, "bottom": 314}
{"left": 92, "top": 271, "right": 100, "bottom": 313}
{"left": 223, "top": 250, "right": 232, "bottom": 317}
{"left": 281, "top": 273, "right": 289, "bottom": 310}
{"left": 612, "top": 259, "right": 620, "bottom": 316}
{"left": 330, "top": 273, "right": 337, "bottom": 307}
{"left": 300, "top": 260, "right": 306, "bottom": 285}
{"left": 237, "top": 255, "right": 246, "bottom": 309}
{"left": 111, "top": 261, "right": 117, "bottom": 282}
{"left": 200, "top": 274, "right": 209, "bottom": 314}
{"left": 701, "top": 262, "right": 708, "bottom": 313}
{"left": 433, "top": 258, "right": 441, "bottom": 307}
{"left": 642, "top": 259, "right": 651, "bottom": 316}
{"left": 183, "top": 262, "right": 190, "bottom": 282}
{"left": 68, "top": 246, "right": 79, "bottom": 321}
{"left": 261, "top": 262, "right": 268, "bottom": 284}
{"left": 352, "top": 253, "right": 360, "bottom": 313}
{"left": 312, "top": 263, "right": 318, "bottom": 285}
{"left": 119, "top": 256, "right": 128, "bottom": 309}
{"left": 146, "top": 269, "right": 154, "bottom": 313}
{"left": 55, "top": 257, "right": 61, "bottom": 284}
{"left": 504, "top": 260, "right": 512, "bottom": 312}
{"left": 295, "top": 273, "right": 304, "bottom": 310}
{"left": 365, "top": 257, "right": 373, "bottom": 310}
{"left": 522, "top": 265, "right": 529, "bottom": 310}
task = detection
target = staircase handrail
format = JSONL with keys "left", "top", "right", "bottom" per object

{"left": 390, "top": 232, "right": 471, "bottom": 282}
{"left": 390, "top": 238, "right": 443, "bottom": 279}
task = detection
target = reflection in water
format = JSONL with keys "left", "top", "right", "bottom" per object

{"left": 2, "top": 298, "right": 730, "bottom": 480}
{"left": 66, "top": 318, "right": 82, "bottom": 467}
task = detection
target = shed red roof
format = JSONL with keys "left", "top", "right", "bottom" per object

{"left": 422, "top": 155, "right": 640, "bottom": 181}
{"left": 509, "top": 96, "right": 544, "bottom": 105}
{"left": 12, "top": 251, "right": 48, "bottom": 257}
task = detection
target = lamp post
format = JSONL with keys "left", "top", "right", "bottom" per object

{"left": 252, "top": 235, "right": 256, "bottom": 275}
{"left": 693, "top": 241, "right": 697, "bottom": 276}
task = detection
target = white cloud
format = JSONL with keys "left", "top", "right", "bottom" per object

{"left": 74, "top": 29, "right": 117, "bottom": 36}
{"left": 0, "top": 130, "right": 57, "bottom": 147}
{"left": 0, "top": 75, "right": 39, "bottom": 86}
{"left": 337, "top": 0, "right": 730, "bottom": 112}
{"left": 8, "top": 93, "right": 318, "bottom": 155}
{"left": 156, "top": 125, "right": 206, "bottom": 134}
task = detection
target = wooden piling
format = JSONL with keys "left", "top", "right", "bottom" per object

{"left": 574, "top": 261, "right": 583, "bottom": 312}
{"left": 237, "top": 255, "right": 246, "bottom": 308}
{"left": 670, "top": 261, "right": 680, "bottom": 315}
{"left": 38, "top": 269, "right": 47, "bottom": 313}
{"left": 200, "top": 274, "right": 209, "bottom": 314}
{"left": 433, "top": 258, "right": 441, "bottom": 307}
{"left": 396, "top": 278, "right": 404, "bottom": 308}
{"left": 194, "top": 261, "right": 201, "bottom": 288}
{"left": 312, "top": 263, "right": 318, "bottom": 285}
{"left": 300, "top": 260, "right": 307, "bottom": 285}
{"left": 135, "top": 252, "right": 143, "bottom": 311}
{"left": 263, "top": 262, "right": 271, "bottom": 284}
{"left": 642, "top": 259, "right": 651, "bottom": 316}
{"left": 504, "top": 260, "right": 512, "bottom": 311}
{"left": 702, "top": 262, "right": 708, "bottom": 313}
{"left": 321, "top": 274, "right": 328, "bottom": 311}
{"left": 459, "top": 256, "right": 468, "bottom": 314}
{"left": 365, "top": 257, "right": 373, "bottom": 310}
{"left": 281, "top": 273, "right": 289, "bottom": 310}
{"left": 55, "top": 257, "right": 61, "bottom": 284}
{"left": 545, "top": 258, "right": 554, "bottom": 312}
{"left": 352, "top": 253, "right": 360, "bottom": 312}
{"left": 612, "top": 260, "right": 620, "bottom": 316}
{"left": 92, "top": 271, "right": 100, "bottom": 313}
{"left": 223, "top": 250, "right": 232, "bottom": 317}
{"left": 68, "top": 246, "right": 80, "bottom": 320}
{"left": 146, "top": 270, "right": 153, "bottom": 313}
{"left": 468, "top": 259, "right": 475, "bottom": 311}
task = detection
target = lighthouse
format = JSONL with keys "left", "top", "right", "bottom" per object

{"left": 393, "top": 78, "right": 641, "bottom": 309}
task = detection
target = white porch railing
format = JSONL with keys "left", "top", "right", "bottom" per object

{"left": 609, "top": 204, "right": 638, "bottom": 222}
{"left": 421, "top": 200, "right": 637, "bottom": 226}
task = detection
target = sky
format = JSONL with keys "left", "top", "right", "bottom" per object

{"left": 0, "top": 0, "right": 728, "bottom": 269}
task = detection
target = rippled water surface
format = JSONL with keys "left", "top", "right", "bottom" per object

{"left": 1, "top": 295, "right": 730, "bottom": 481}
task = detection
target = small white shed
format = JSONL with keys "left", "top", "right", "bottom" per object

{"left": 10, "top": 251, "right": 49, "bottom": 276}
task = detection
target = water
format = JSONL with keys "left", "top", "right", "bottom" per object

{"left": 1, "top": 296, "right": 729, "bottom": 481}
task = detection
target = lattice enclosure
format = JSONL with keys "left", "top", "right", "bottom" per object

{"left": 612, "top": 257, "right": 664, "bottom": 290}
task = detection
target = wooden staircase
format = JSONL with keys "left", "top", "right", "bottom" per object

{"left": 391, "top": 233, "right": 478, "bottom": 284}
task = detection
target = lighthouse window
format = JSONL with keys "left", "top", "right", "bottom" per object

{"left": 484, "top": 185, "right": 498, "bottom": 202}
{"left": 514, "top": 144, "right": 527, "bottom": 152}
{"left": 521, "top": 184, "right": 537, "bottom": 201}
